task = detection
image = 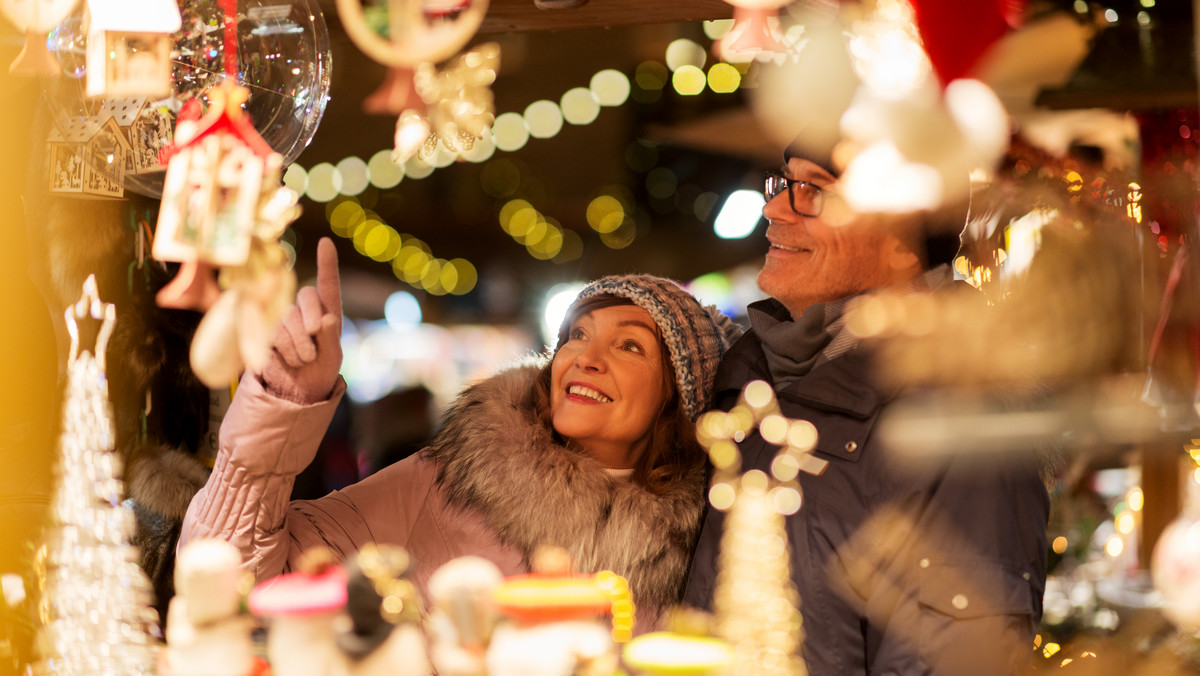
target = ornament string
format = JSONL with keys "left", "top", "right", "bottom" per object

{"left": 220, "top": 0, "right": 238, "bottom": 79}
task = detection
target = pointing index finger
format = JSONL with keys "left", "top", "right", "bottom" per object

{"left": 315, "top": 237, "right": 342, "bottom": 327}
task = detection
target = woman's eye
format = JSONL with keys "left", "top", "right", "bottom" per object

{"left": 622, "top": 340, "right": 644, "bottom": 354}
{"left": 569, "top": 327, "right": 587, "bottom": 340}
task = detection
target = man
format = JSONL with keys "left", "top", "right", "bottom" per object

{"left": 682, "top": 147, "right": 1049, "bottom": 675}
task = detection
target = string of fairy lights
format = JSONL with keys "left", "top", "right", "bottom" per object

{"left": 286, "top": 21, "right": 754, "bottom": 295}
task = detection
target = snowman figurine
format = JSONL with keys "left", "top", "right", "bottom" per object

{"left": 335, "top": 544, "right": 433, "bottom": 676}
{"left": 165, "top": 539, "right": 256, "bottom": 676}
{"left": 248, "top": 548, "right": 351, "bottom": 676}
{"left": 427, "top": 556, "right": 506, "bottom": 676}
{"left": 486, "top": 547, "right": 628, "bottom": 676}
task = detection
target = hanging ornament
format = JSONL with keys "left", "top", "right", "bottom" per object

{"left": 1, "top": 0, "right": 78, "bottom": 75}
{"left": 908, "top": 0, "right": 1025, "bottom": 87}
{"left": 696, "top": 380, "right": 812, "bottom": 676}
{"left": 46, "top": 113, "right": 130, "bottom": 197}
{"left": 337, "top": 0, "right": 496, "bottom": 163}
{"left": 30, "top": 275, "right": 160, "bottom": 676}
{"left": 394, "top": 42, "right": 499, "bottom": 163}
{"left": 153, "top": 0, "right": 299, "bottom": 389}
{"left": 84, "top": 0, "right": 180, "bottom": 97}
{"left": 165, "top": 539, "right": 257, "bottom": 676}
{"left": 716, "top": 0, "right": 789, "bottom": 59}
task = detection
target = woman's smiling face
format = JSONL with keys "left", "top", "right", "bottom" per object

{"left": 550, "top": 304, "right": 667, "bottom": 468}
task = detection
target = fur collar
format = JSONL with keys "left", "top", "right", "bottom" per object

{"left": 423, "top": 361, "right": 708, "bottom": 616}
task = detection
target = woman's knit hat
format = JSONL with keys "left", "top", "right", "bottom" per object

{"left": 564, "top": 275, "right": 743, "bottom": 421}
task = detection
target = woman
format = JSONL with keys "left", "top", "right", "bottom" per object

{"left": 179, "top": 239, "right": 739, "bottom": 625}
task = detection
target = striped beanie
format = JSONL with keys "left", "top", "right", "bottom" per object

{"left": 565, "top": 275, "right": 742, "bottom": 421}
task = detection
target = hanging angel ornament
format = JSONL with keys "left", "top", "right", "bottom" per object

{"left": 337, "top": 0, "right": 497, "bottom": 163}
{"left": 716, "top": 0, "right": 790, "bottom": 60}
{"left": 1, "top": 0, "right": 78, "bottom": 75}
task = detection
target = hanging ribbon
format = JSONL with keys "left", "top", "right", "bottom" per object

{"left": 220, "top": 0, "right": 238, "bottom": 79}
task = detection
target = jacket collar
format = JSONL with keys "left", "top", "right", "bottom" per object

{"left": 422, "top": 361, "right": 708, "bottom": 617}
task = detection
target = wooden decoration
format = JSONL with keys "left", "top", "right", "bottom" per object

{"left": 85, "top": 0, "right": 182, "bottom": 98}
{"left": 47, "top": 115, "right": 130, "bottom": 198}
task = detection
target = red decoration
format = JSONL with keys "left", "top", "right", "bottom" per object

{"left": 909, "top": 0, "right": 1025, "bottom": 86}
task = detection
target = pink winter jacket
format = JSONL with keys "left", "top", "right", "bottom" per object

{"left": 179, "top": 373, "right": 526, "bottom": 596}
{"left": 180, "top": 363, "right": 708, "bottom": 625}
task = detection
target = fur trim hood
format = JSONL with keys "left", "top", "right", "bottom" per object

{"left": 422, "top": 361, "right": 708, "bottom": 614}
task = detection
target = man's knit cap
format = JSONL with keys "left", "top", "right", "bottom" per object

{"left": 565, "top": 275, "right": 742, "bottom": 421}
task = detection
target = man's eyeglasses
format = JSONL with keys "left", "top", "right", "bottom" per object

{"left": 764, "top": 172, "right": 826, "bottom": 217}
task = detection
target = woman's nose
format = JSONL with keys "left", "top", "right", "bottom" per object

{"left": 575, "top": 342, "right": 606, "bottom": 372}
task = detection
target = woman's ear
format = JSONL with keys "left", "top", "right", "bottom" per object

{"left": 886, "top": 234, "right": 921, "bottom": 275}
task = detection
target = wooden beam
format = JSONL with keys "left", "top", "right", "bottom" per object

{"left": 479, "top": 0, "right": 733, "bottom": 33}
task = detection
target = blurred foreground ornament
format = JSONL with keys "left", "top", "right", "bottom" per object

{"left": 1151, "top": 465, "right": 1200, "bottom": 632}
{"left": 31, "top": 275, "right": 160, "bottom": 676}
{"left": 696, "top": 381, "right": 809, "bottom": 676}
{"left": 153, "top": 78, "right": 299, "bottom": 388}
{"left": 84, "top": 0, "right": 180, "bottom": 97}
{"left": 392, "top": 43, "right": 499, "bottom": 163}
{"left": 427, "top": 556, "right": 505, "bottom": 676}
{"left": 486, "top": 547, "right": 629, "bottom": 676}
{"left": 336, "top": 0, "right": 495, "bottom": 163}
{"left": 165, "top": 539, "right": 256, "bottom": 676}
{"left": 716, "top": 0, "right": 789, "bottom": 59}
{"left": 249, "top": 550, "right": 350, "bottom": 676}
{"left": 1, "top": 0, "right": 77, "bottom": 75}
{"left": 622, "top": 631, "right": 732, "bottom": 676}
{"left": 907, "top": 0, "right": 1024, "bottom": 87}
{"left": 337, "top": 545, "right": 432, "bottom": 676}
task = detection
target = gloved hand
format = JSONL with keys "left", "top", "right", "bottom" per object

{"left": 259, "top": 237, "right": 344, "bottom": 404}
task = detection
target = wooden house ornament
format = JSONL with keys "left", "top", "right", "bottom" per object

{"left": 48, "top": 115, "right": 131, "bottom": 198}
{"left": 86, "top": 0, "right": 182, "bottom": 98}
{"left": 98, "top": 97, "right": 174, "bottom": 175}
{"left": 154, "top": 81, "right": 282, "bottom": 309}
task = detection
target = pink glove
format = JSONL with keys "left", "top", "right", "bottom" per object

{"left": 260, "top": 238, "right": 344, "bottom": 404}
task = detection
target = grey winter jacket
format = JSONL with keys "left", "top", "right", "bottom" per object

{"left": 683, "top": 298, "right": 1048, "bottom": 676}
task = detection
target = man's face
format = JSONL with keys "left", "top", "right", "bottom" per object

{"left": 758, "top": 157, "right": 899, "bottom": 318}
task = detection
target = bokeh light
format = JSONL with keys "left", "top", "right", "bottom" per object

{"left": 367, "top": 149, "right": 404, "bottom": 189}
{"left": 384, "top": 291, "right": 422, "bottom": 327}
{"left": 283, "top": 163, "right": 307, "bottom": 194}
{"left": 665, "top": 38, "right": 707, "bottom": 72}
{"left": 703, "top": 19, "right": 734, "bottom": 40}
{"left": 492, "top": 111, "right": 531, "bottom": 152}
{"left": 635, "top": 61, "right": 669, "bottom": 91}
{"left": 305, "top": 162, "right": 342, "bottom": 202}
{"left": 672, "top": 65, "right": 707, "bottom": 96}
{"left": 404, "top": 156, "right": 435, "bottom": 179}
{"left": 336, "top": 156, "right": 369, "bottom": 196}
{"left": 707, "top": 63, "right": 741, "bottom": 93}
{"left": 560, "top": 87, "right": 601, "bottom": 125}
{"left": 524, "top": 100, "right": 565, "bottom": 139}
{"left": 587, "top": 194, "right": 625, "bottom": 233}
{"left": 590, "top": 69, "right": 631, "bottom": 106}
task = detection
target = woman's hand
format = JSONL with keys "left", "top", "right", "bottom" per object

{"left": 259, "top": 237, "right": 344, "bottom": 404}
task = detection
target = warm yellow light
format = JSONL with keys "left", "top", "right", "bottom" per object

{"left": 492, "top": 112, "right": 530, "bottom": 152}
{"left": 305, "top": 162, "right": 343, "bottom": 202}
{"left": 328, "top": 200, "right": 365, "bottom": 237}
{"left": 1051, "top": 536, "right": 1068, "bottom": 555}
{"left": 553, "top": 228, "right": 584, "bottom": 264}
{"left": 367, "top": 149, "right": 404, "bottom": 189}
{"left": 362, "top": 224, "right": 397, "bottom": 261}
{"left": 353, "top": 220, "right": 384, "bottom": 255}
{"left": 528, "top": 226, "right": 563, "bottom": 260}
{"left": 447, "top": 258, "right": 477, "bottom": 295}
{"left": 404, "top": 156, "right": 435, "bottom": 179}
{"left": 1115, "top": 512, "right": 1135, "bottom": 535}
{"left": 1127, "top": 488, "right": 1144, "bottom": 511}
{"left": 1105, "top": 536, "right": 1123, "bottom": 557}
{"left": 590, "top": 69, "right": 631, "bottom": 107}
{"left": 634, "top": 61, "right": 669, "bottom": 91}
{"left": 672, "top": 65, "right": 706, "bottom": 96}
{"left": 499, "top": 199, "right": 532, "bottom": 233}
{"left": 560, "top": 87, "right": 600, "bottom": 126}
{"left": 665, "top": 38, "right": 706, "bottom": 72}
{"left": 524, "top": 100, "right": 564, "bottom": 139}
{"left": 600, "top": 220, "right": 636, "bottom": 249}
{"left": 586, "top": 195, "right": 624, "bottom": 233}
{"left": 507, "top": 207, "right": 540, "bottom": 239}
{"left": 709, "top": 483, "right": 735, "bottom": 510}
{"left": 283, "top": 163, "right": 308, "bottom": 194}
{"left": 1042, "top": 643, "right": 1060, "bottom": 658}
{"left": 707, "top": 63, "right": 741, "bottom": 93}
{"left": 337, "top": 156, "right": 369, "bottom": 196}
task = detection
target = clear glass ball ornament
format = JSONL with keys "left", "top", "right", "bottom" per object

{"left": 49, "top": 0, "right": 332, "bottom": 198}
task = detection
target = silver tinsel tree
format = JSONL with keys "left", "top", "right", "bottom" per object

{"left": 31, "top": 276, "right": 160, "bottom": 676}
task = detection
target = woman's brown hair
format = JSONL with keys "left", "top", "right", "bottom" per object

{"left": 529, "top": 295, "right": 704, "bottom": 494}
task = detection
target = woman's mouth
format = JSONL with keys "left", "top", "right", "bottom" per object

{"left": 566, "top": 384, "right": 612, "bottom": 403}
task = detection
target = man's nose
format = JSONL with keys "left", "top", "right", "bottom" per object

{"left": 763, "top": 191, "right": 794, "bottom": 221}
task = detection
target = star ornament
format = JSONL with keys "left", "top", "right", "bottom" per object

{"left": 65, "top": 274, "right": 118, "bottom": 372}
{"left": 695, "top": 380, "right": 825, "bottom": 516}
